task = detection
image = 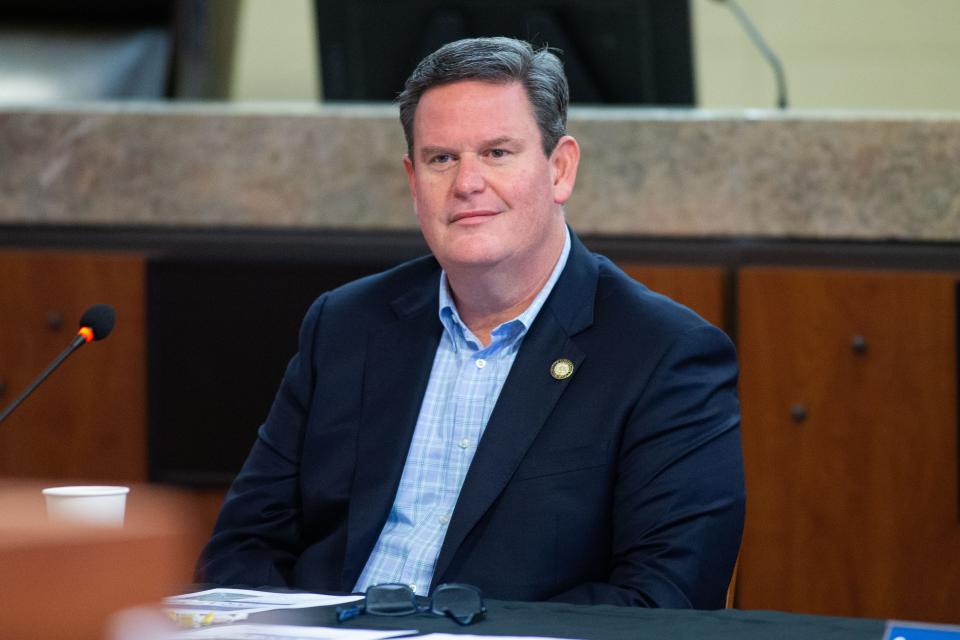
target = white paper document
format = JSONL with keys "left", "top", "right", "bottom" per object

{"left": 168, "top": 627, "right": 578, "bottom": 640}
{"left": 418, "top": 635, "right": 583, "bottom": 640}
{"left": 164, "top": 588, "right": 363, "bottom": 626}
{"left": 169, "top": 625, "right": 416, "bottom": 640}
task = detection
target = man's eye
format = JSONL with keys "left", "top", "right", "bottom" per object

{"left": 488, "top": 148, "right": 509, "bottom": 159}
{"left": 429, "top": 153, "right": 453, "bottom": 164}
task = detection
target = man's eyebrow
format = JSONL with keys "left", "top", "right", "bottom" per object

{"left": 418, "top": 137, "right": 524, "bottom": 160}
{"left": 418, "top": 145, "right": 453, "bottom": 160}
{"left": 482, "top": 136, "right": 522, "bottom": 148}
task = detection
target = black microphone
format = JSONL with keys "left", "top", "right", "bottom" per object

{"left": 0, "top": 304, "right": 116, "bottom": 425}
{"left": 712, "top": 0, "right": 789, "bottom": 109}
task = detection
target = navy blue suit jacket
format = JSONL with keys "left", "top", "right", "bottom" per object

{"left": 198, "top": 231, "right": 745, "bottom": 608}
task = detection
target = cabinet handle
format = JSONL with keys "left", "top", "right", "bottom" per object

{"left": 790, "top": 403, "right": 807, "bottom": 423}
{"left": 851, "top": 334, "right": 868, "bottom": 354}
{"left": 47, "top": 310, "right": 65, "bottom": 331}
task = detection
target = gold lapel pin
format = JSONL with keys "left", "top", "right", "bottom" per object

{"left": 550, "top": 358, "right": 574, "bottom": 380}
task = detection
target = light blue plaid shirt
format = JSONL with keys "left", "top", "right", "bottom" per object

{"left": 354, "top": 228, "right": 572, "bottom": 595}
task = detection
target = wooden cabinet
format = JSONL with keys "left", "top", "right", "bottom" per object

{"left": 0, "top": 251, "right": 147, "bottom": 481}
{"left": 736, "top": 267, "right": 960, "bottom": 623}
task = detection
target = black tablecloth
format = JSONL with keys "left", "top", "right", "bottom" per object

{"left": 249, "top": 599, "right": 885, "bottom": 640}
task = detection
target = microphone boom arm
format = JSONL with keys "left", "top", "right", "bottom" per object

{"left": 0, "top": 335, "right": 86, "bottom": 425}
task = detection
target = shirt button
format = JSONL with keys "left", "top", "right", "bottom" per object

{"left": 458, "top": 438, "right": 470, "bottom": 449}
{"left": 475, "top": 358, "right": 487, "bottom": 369}
{"left": 438, "top": 515, "right": 450, "bottom": 525}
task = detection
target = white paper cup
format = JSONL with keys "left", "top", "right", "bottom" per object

{"left": 42, "top": 486, "right": 130, "bottom": 527}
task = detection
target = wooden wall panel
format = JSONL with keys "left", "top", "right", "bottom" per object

{"left": 737, "top": 267, "right": 960, "bottom": 623}
{"left": 0, "top": 251, "right": 147, "bottom": 481}
{"left": 618, "top": 264, "right": 729, "bottom": 330}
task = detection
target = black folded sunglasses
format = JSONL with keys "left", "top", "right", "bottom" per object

{"left": 336, "top": 582, "right": 486, "bottom": 626}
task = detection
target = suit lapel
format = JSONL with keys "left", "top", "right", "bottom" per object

{"left": 341, "top": 274, "right": 442, "bottom": 590}
{"left": 432, "top": 230, "right": 599, "bottom": 585}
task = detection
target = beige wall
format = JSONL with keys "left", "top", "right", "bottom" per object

{"left": 227, "top": 0, "right": 960, "bottom": 111}
{"left": 229, "top": 0, "right": 319, "bottom": 101}
{"left": 693, "top": 0, "right": 960, "bottom": 110}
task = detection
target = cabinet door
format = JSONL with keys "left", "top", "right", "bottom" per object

{"left": 737, "top": 267, "right": 960, "bottom": 623}
{"left": 618, "top": 264, "right": 729, "bottom": 330}
{"left": 0, "top": 251, "right": 146, "bottom": 481}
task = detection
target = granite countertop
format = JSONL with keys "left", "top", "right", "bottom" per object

{"left": 2, "top": 102, "right": 959, "bottom": 242}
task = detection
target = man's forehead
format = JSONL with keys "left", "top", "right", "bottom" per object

{"left": 412, "top": 79, "right": 539, "bottom": 146}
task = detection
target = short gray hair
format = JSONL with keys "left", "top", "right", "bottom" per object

{"left": 398, "top": 37, "right": 568, "bottom": 159}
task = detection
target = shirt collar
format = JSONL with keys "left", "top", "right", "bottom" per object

{"left": 438, "top": 226, "right": 572, "bottom": 352}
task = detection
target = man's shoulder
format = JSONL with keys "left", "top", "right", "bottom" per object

{"left": 309, "top": 254, "right": 440, "bottom": 320}
{"left": 591, "top": 253, "right": 717, "bottom": 336}
{"left": 581, "top": 253, "right": 737, "bottom": 382}
{"left": 331, "top": 254, "right": 439, "bottom": 299}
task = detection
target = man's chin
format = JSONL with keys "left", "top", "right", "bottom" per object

{"left": 434, "top": 236, "right": 508, "bottom": 269}
{"left": 442, "top": 254, "right": 504, "bottom": 272}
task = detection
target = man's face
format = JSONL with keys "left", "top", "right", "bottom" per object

{"left": 404, "top": 80, "right": 578, "bottom": 275}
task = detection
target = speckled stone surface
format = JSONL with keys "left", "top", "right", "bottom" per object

{"left": 2, "top": 103, "right": 960, "bottom": 241}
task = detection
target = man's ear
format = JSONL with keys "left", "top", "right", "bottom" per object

{"left": 549, "top": 135, "right": 580, "bottom": 205}
{"left": 403, "top": 154, "right": 417, "bottom": 204}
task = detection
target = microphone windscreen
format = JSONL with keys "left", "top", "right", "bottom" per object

{"left": 79, "top": 304, "right": 116, "bottom": 341}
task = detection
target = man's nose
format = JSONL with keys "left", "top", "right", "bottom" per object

{"left": 453, "top": 155, "right": 485, "bottom": 196}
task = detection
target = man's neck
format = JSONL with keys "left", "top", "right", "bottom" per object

{"left": 445, "top": 225, "right": 567, "bottom": 347}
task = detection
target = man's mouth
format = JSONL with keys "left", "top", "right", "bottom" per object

{"left": 450, "top": 210, "right": 500, "bottom": 223}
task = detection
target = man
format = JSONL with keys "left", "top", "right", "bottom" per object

{"left": 198, "top": 37, "right": 744, "bottom": 609}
